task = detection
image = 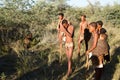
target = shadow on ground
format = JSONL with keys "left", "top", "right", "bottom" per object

{"left": 0, "top": 52, "right": 18, "bottom": 79}
{"left": 101, "top": 46, "right": 120, "bottom": 80}
{"left": 16, "top": 59, "right": 68, "bottom": 80}
{"left": 16, "top": 52, "right": 88, "bottom": 80}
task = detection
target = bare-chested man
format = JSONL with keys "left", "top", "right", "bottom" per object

{"left": 57, "top": 13, "right": 65, "bottom": 55}
{"left": 61, "top": 19, "right": 74, "bottom": 77}
{"left": 78, "top": 15, "right": 89, "bottom": 56}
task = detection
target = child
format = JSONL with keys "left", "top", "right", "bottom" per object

{"left": 99, "top": 28, "right": 107, "bottom": 40}
{"left": 100, "top": 28, "right": 110, "bottom": 62}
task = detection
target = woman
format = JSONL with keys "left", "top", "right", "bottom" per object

{"left": 86, "top": 22, "right": 108, "bottom": 80}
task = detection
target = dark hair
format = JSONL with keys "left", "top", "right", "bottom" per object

{"left": 58, "top": 13, "right": 64, "bottom": 17}
{"left": 62, "top": 19, "right": 68, "bottom": 24}
{"left": 81, "top": 14, "right": 86, "bottom": 18}
{"left": 100, "top": 28, "right": 106, "bottom": 34}
{"left": 89, "top": 22, "right": 97, "bottom": 29}
{"left": 96, "top": 20, "right": 103, "bottom": 26}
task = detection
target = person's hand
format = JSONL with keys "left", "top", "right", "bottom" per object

{"left": 57, "top": 28, "right": 60, "bottom": 33}
{"left": 86, "top": 50, "right": 90, "bottom": 55}
{"left": 60, "top": 25, "right": 65, "bottom": 32}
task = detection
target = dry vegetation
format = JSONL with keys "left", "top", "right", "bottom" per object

{"left": 0, "top": 0, "right": 120, "bottom": 80}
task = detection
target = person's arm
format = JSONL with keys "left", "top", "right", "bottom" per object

{"left": 79, "top": 23, "right": 82, "bottom": 36}
{"left": 57, "top": 21, "right": 60, "bottom": 31}
{"left": 61, "top": 25, "right": 74, "bottom": 37}
{"left": 87, "top": 33, "right": 98, "bottom": 53}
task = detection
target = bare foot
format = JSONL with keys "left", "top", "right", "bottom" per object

{"left": 66, "top": 69, "right": 72, "bottom": 77}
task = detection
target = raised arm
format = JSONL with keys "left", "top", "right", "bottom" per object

{"left": 61, "top": 25, "right": 74, "bottom": 38}
{"left": 65, "top": 25, "right": 74, "bottom": 37}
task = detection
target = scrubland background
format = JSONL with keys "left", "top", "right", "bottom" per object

{"left": 0, "top": 0, "right": 120, "bottom": 80}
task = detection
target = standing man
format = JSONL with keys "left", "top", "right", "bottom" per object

{"left": 57, "top": 13, "right": 65, "bottom": 57}
{"left": 61, "top": 19, "right": 74, "bottom": 77}
{"left": 78, "top": 15, "right": 90, "bottom": 56}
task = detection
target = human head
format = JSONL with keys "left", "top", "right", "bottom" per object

{"left": 58, "top": 13, "right": 64, "bottom": 20}
{"left": 89, "top": 22, "right": 97, "bottom": 33}
{"left": 62, "top": 19, "right": 68, "bottom": 28}
{"left": 81, "top": 15, "right": 86, "bottom": 21}
{"left": 26, "top": 31, "right": 32, "bottom": 38}
{"left": 100, "top": 28, "right": 106, "bottom": 34}
{"left": 96, "top": 20, "right": 103, "bottom": 29}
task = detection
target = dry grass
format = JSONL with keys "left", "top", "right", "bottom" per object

{"left": 0, "top": 19, "right": 120, "bottom": 80}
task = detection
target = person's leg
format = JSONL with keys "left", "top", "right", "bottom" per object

{"left": 95, "top": 55, "right": 104, "bottom": 80}
{"left": 78, "top": 39, "right": 82, "bottom": 55}
{"left": 104, "top": 50, "right": 110, "bottom": 62}
{"left": 84, "top": 29, "right": 91, "bottom": 51}
{"left": 59, "top": 34, "right": 62, "bottom": 52}
{"left": 58, "top": 33, "right": 63, "bottom": 61}
{"left": 85, "top": 39, "right": 88, "bottom": 51}
{"left": 78, "top": 42, "right": 80, "bottom": 54}
{"left": 95, "top": 68, "right": 103, "bottom": 80}
{"left": 98, "top": 55, "right": 104, "bottom": 67}
{"left": 66, "top": 47, "right": 73, "bottom": 76}
{"left": 85, "top": 39, "right": 90, "bottom": 69}
{"left": 65, "top": 47, "right": 69, "bottom": 75}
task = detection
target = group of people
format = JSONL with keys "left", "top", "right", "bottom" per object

{"left": 57, "top": 13, "right": 110, "bottom": 80}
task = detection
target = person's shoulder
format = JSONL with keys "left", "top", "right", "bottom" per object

{"left": 70, "top": 25, "right": 74, "bottom": 28}
{"left": 58, "top": 20, "right": 61, "bottom": 24}
{"left": 80, "top": 22, "right": 82, "bottom": 26}
{"left": 85, "top": 21, "right": 89, "bottom": 25}
{"left": 69, "top": 25, "right": 74, "bottom": 30}
{"left": 62, "top": 18, "right": 67, "bottom": 21}
{"left": 86, "top": 20, "right": 89, "bottom": 23}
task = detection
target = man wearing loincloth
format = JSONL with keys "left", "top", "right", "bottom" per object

{"left": 61, "top": 19, "right": 74, "bottom": 77}
{"left": 78, "top": 15, "right": 90, "bottom": 56}
{"left": 57, "top": 13, "right": 66, "bottom": 55}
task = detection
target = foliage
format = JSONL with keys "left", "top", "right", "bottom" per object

{"left": 0, "top": 0, "right": 120, "bottom": 80}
